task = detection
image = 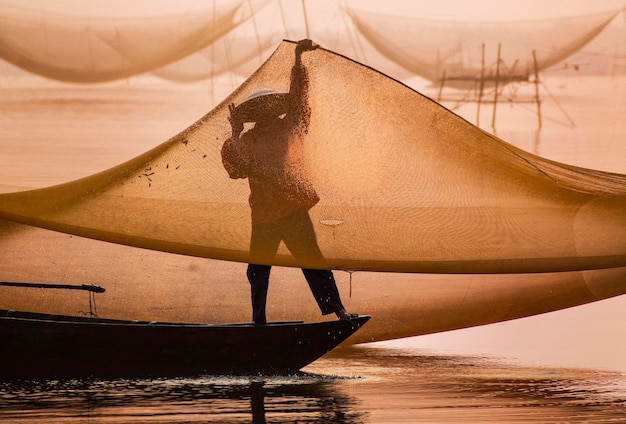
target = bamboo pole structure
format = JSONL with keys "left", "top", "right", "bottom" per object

{"left": 437, "top": 70, "right": 446, "bottom": 103}
{"left": 533, "top": 49, "right": 542, "bottom": 130}
{"left": 491, "top": 43, "right": 501, "bottom": 129}
{"left": 476, "top": 43, "right": 485, "bottom": 126}
{"left": 302, "top": 0, "right": 310, "bottom": 38}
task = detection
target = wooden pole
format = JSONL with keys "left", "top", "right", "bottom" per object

{"left": 0, "top": 281, "right": 105, "bottom": 293}
{"left": 302, "top": 0, "right": 310, "bottom": 39}
{"left": 476, "top": 43, "right": 485, "bottom": 126}
{"left": 491, "top": 43, "right": 501, "bottom": 129}
{"left": 277, "top": 0, "right": 290, "bottom": 39}
{"left": 437, "top": 70, "right": 446, "bottom": 103}
{"left": 532, "top": 49, "right": 542, "bottom": 130}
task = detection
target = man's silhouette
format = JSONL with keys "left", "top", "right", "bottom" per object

{"left": 221, "top": 39, "right": 357, "bottom": 324}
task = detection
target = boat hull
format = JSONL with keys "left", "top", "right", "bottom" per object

{"left": 0, "top": 310, "right": 369, "bottom": 380}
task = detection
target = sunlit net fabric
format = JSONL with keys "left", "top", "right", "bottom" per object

{"left": 1, "top": 41, "right": 625, "bottom": 274}
{"left": 0, "top": 1, "right": 250, "bottom": 83}
{"left": 2, "top": 217, "right": 626, "bottom": 341}
{"left": 348, "top": 9, "right": 619, "bottom": 86}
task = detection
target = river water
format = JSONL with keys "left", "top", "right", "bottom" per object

{"left": 1, "top": 345, "right": 625, "bottom": 423}
{"left": 1, "top": 72, "right": 625, "bottom": 422}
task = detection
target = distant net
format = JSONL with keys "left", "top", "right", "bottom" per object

{"left": 0, "top": 41, "right": 625, "bottom": 274}
{"left": 347, "top": 9, "right": 620, "bottom": 86}
{"left": 0, "top": 0, "right": 251, "bottom": 82}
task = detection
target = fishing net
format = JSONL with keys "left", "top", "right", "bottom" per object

{"left": 0, "top": 0, "right": 251, "bottom": 83}
{"left": 1, "top": 40, "right": 625, "bottom": 275}
{"left": 1, "top": 217, "right": 625, "bottom": 342}
{"left": 348, "top": 9, "right": 619, "bottom": 86}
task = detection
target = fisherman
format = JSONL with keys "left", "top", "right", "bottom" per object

{"left": 221, "top": 39, "right": 358, "bottom": 325}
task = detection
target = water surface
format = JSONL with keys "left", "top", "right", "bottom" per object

{"left": 1, "top": 346, "right": 625, "bottom": 423}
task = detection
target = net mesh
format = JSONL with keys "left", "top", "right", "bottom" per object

{"left": 152, "top": 32, "right": 281, "bottom": 83}
{"left": 1, "top": 218, "right": 625, "bottom": 342}
{"left": 0, "top": 1, "right": 249, "bottom": 82}
{"left": 348, "top": 9, "right": 619, "bottom": 85}
{"left": 0, "top": 40, "right": 625, "bottom": 275}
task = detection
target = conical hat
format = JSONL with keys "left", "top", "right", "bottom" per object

{"left": 235, "top": 87, "right": 289, "bottom": 122}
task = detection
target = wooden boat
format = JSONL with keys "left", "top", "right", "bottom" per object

{"left": 0, "top": 281, "right": 369, "bottom": 380}
{"left": 0, "top": 308, "right": 369, "bottom": 380}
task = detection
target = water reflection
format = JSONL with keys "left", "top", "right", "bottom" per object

{"left": 0, "top": 374, "right": 364, "bottom": 423}
{"left": 308, "top": 346, "right": 626, "bottom": 423}
{"left": 1, "top": 346, "right": 625, "bottom": 423}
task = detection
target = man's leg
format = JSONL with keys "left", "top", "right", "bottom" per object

{"left": 279, "top": 210, "right": 346, "bottom": 315}
{"left": 247, "top": 264, "right": 271, "bottom": 325}
{"left": 248, "top": 221, "right": 281, "bottom": 325}
{"left": 301, "top": 268, "right": 345, "bottom": 315}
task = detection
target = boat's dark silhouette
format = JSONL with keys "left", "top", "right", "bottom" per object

{"left": 0, "top": 307, "right": 369, "bottom": 380}
{"left": 0, "top": 282, "right": 369, "bottom": 380}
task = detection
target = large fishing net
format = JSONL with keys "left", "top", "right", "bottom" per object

{"left": 348, "top": 9, "right": 620, "bottom": 86}
{"left": 0, "top": 0, "right": 252, "bottom": 83}
{"left": 1, "top": 40, "right": 625, "bottom": 276}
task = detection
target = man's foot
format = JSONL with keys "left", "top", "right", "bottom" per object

{"left": 335, "top": 309, "right": 359, "bottom": 321}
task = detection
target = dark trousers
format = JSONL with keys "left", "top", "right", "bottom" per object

{"left": 247, "top": 209, "right": 344, "bottom": 324}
